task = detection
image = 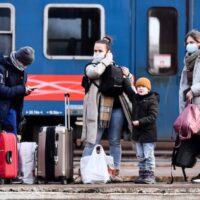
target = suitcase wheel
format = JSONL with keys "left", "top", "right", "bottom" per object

{"left": 61, "top": 178, "right": 67, "bottom": 185}
{"left": 35, "top": 177, "right": 46, "bottom": 184}
{"left": 0, "top": 178, "right": 4, "bottom": 185}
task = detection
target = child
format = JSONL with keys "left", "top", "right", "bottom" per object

{"left": 123, "top": 76, "right": 159, "bottom": 184}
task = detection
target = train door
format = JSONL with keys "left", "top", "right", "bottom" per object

{"left": 133, "top": 0, "right": 187, "bottom": 140}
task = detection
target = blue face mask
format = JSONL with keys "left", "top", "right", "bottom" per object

{"left": 186, "top": 43, "right": 198, "bottom": 54}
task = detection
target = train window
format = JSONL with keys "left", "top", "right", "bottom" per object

{"left": 148, "top": 7, "right": 178, "bottom": 75}
{"left": 44, "top": 4, "right": 105, "bottom": 59}
{"left": 0, "top": 4, "right": 15, "bottom": 56}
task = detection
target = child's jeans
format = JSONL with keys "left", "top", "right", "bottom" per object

{"left": 135, "top": 142, "right": 155, "bottom": 172}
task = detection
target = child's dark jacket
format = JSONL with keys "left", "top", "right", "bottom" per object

{"left": 123, "top": 79, "right": 159, "bottom": 143}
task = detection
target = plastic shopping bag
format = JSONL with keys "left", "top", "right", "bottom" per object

{"left": 18, "top": 142, "right": 37, "bottom": 184}
{"left": 80, "top": 144, "right": 113, "bottom": 184}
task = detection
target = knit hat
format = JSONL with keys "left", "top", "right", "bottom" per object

{"left": 15, "top": 46, "right": 35, "bottom": 66}
{"left": 135, "top": 77, "right": 151, "bottom": 90}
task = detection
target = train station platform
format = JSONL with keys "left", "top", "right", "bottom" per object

{"left": 0, "top": 140, "right": 200, "bottom": 200}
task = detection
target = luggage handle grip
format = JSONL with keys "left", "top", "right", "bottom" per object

{"left": 64, "top": 93, "right": 71, "bottom": 130}
{"left": 54, "top": 134, "right": 59, "bottom": 164}
{"left": 6, "top": 151, "right": 12, "bottom": 164}
{"left": 64, "top": 93, "right": 70, "bottom": 98}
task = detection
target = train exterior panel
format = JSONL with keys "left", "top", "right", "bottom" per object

{"left": 0, "top": 0, "right": 199, "bottom": 140}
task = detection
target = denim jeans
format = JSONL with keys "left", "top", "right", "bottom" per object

{"left": 82, "top": 108, "right": 125, "bottom": 169}
{"left": 135, "top": 142, "right": 155, "bottom": 172}
{"left": 2, "top": 108, "right": 17, "bottom": 135}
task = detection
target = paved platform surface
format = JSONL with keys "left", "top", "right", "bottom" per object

{"left": 73, "top": 158, "right": 200, "bottom": 183}
{"left": 1, "top": 141, "right": 200, "bottom": 199}
{"left": 0, "top": 162, "right": 199, "bottom": 200}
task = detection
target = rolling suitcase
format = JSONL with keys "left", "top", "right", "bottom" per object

{"left": 0, "top": 132, "right": 18, "bottom": 183}
{"left": 36, "top": 93, "right": 73, "bottom": 184}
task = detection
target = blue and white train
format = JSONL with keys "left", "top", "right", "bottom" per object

{"left": 0, "top": 0, "right": 200, "bottom": 140}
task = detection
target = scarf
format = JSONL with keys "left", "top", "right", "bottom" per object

{"left": 98, "top": 95, "right": 114, "bottom": 128}
{"left": 185, "top": 50, "right": 200, "bottom": 71}
{"left": 184, "top": 50, "right": 200, "bottom": 85}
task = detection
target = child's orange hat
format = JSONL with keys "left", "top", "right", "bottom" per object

{"left": 135, "top": 77, "right": 151, "bottom": 90}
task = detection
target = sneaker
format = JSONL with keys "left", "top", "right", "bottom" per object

{"left": 142, "top": 177, "right": 155, "bottom": 184}
{"left": 191, "top": 174, "right": 200, "bottom": 183}
{"left": 134, "top": 176, "right": 145, "bottom": 184}
{"left": 12, "top": 177, "right": 23, "bottom": 184}
{"left": 74, "top": 175, "right": 82, "bottom": 184}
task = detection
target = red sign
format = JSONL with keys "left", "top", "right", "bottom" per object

{"left": 25, "top": 74, "right": 85, "bottom": 101}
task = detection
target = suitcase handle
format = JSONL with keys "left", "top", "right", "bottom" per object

{"left": 54, "top": 133, "right": 59, "bottom": 164}
{"left": 64, "top": 93, "right": 71, "bottom": 131}
{"left": 6, "top": 151, "right": 12, "bottom": 164}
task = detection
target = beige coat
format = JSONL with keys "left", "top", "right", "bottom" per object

{"left": 81, "top": 61, "right": 132, "bottom": 144}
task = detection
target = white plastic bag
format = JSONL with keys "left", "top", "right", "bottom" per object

{"left": 18, "top": 142, "right": 37, "bottom": 184}
{"left": 80, "top": 144, "right": 112, "bottom": 184}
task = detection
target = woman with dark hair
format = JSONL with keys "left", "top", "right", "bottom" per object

{"left": 79, "top": 36, "right": 132, "bottom": 183}
{"left": 179, "top": 29, "right": 200, "bottom": 183}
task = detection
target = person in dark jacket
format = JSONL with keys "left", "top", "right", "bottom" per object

{"left": 0, "top": 46, "right": 35, "bottom": 136}
{"left": 123, "top": 76, "right": 159, "bottom": 184}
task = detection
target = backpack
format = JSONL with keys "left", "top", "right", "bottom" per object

{"left": 81, "top": 63, "right": 124, "bottom": 97}
{"left": 171, "top": 135, "right": 198, "bottom": 183}
{"left": 99, "top": 64, "right": 124, "bottom": 97}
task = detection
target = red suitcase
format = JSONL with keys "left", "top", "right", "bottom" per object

{"left": 0, "top": 132, "right": 18, "bottom": 181}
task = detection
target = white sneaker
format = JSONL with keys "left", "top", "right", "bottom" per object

{"left": 191, "top": 174, "right": 200, "bottom": 183}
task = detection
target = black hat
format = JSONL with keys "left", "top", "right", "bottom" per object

{"left": 15, "top": 46, "right": 35, "bottom": 66}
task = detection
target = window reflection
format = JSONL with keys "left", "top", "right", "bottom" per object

{"left": 45, "top": 6, "right": 103, "bottom": 57}
{"left": 148, "top": 8, "right": 178, "bottom": 75}
{"left": 0, "top": 6, "right": 13, "bottom": 55}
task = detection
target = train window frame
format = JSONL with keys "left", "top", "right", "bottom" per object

{"left": 43, "top": 4, "right": 105, "bottom": 60}
{"left": 147, "top": 7, "right": 178, "bottom": 76}
{"left": 0, "top": 3, "right": 15, "bottom": 56}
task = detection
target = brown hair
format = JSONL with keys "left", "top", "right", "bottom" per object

{"left": 95, "top": 35, "right": 112, "bottom": 51}
{"left": 185, "top": 29, "right": 200, "bottom": 44}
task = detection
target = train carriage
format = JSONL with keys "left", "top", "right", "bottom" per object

{"left": 0, "top": 0, "right": 200, "bottom": 141}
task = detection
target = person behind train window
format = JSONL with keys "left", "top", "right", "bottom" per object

{"left": 122, "top": 75, "right": 159, "bottom": 184}
{"left": 179, "top": 29, "right": 200, "bottom": 183}
{"left": 77, "top": 36, "right": 132, "bottom": 183}
{"left": 0, "top": 46, "right": 35, "bottom": 136}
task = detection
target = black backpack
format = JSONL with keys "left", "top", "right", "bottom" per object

{"left": 81, "top": 63, "right": 124, "bottom": 97}
{"left": 99, "top": 64, "right": 123, "bottom": 97}
{"left": 171, "top": 135, "right": 199, "bottom": 183}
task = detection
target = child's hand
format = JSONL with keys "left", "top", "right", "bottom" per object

{"left": 121, "top": 67, "right": 130, "bottom": 77}
{"left": 132, "top": 120, "right": 139, "bottom": 126}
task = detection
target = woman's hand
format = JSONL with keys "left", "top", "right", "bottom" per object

{"left": 101, "top": 51, "right": 113, "bottom": 66}
{"left": 25, "top": 86, "right": 34, "bottom": 96}
{"left": 186, "top": 90, "right": 193, "bottom": 102}
{"left": 132, "top": 120, "right": 139, "bottom": 126}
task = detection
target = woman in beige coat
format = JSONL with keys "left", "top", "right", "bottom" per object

{"left": 81, "top": 36, "right": 132, "bottom": 182}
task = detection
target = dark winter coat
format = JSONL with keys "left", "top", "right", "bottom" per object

{"left": 123, "top": 79, "right": 159, "bottom": 143}
{"left": 0, "top": 54, "right": 26, "bottom": 128}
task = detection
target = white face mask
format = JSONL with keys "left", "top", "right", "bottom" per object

{"left": 93, "top": 52, "right": 105, "bottom": 62}
{"left": 186, "top": 43, "right": 199, "bottom": 54}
